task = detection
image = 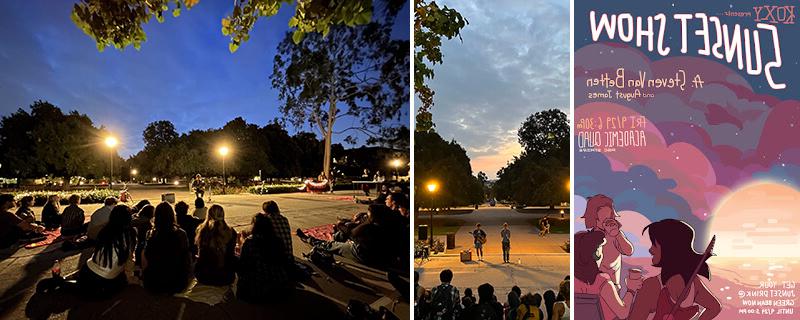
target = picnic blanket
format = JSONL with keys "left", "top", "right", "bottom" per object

{"left": 301, "top": 224, "right": 335, "bottom": 242}
{"left": 24, "top": 229, "right": 62, "bottom": 249}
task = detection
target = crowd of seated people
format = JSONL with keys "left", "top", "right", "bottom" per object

{"left": 9, "top": 194, "right": 301, "bottom": 306}
{"left": 295, "top": 187, "right": 410, "bottom": 270}
{"left": 415, "top": 269, "right": 571, "bottom": 320}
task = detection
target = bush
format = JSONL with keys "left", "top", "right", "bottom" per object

{"left": 247, "top": 184, "right": 305, "bottom": 195}
{"left": 13, "top": 189, "right": 118, "bottom": 206}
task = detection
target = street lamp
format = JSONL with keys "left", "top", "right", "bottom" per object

{"left": 426, "top": 181, "right": 439, "bottom": 247}
{"left": 130, "top": 169, "right": 138, "bottom": 183}
{"left": 391, "top": 159, "right": 403, "bottom": 181}
{"left": 218, "top": 146, "right": 230, "bottom": 194}
{"left": 104, "top": 136, "right": 118, "bottom": 189}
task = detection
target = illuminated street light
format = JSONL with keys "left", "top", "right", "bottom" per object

{"left": 391, "top": 159, "right": 403, "bottom": 181}
{"left": 218, "top": 146, "right": 230, "bottom": 193}
{"left": 130, "top": 169, "right": 138, "bottom": 183}
{"left": 426, "top": 180, "right": 439, "bottom": 247}
{"left": 104, "top": 136, "right": 119, "bottom": 189}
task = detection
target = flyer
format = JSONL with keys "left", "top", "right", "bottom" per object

{"left": 573, "top": 1, "right": 799, "bottom": 319}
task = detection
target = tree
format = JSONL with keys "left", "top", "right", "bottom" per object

{"left": 143, "top": 120, "right": 179, "bottom": 148}
{"left": 414, "top": 0, "right": 467, "bottom": 132}
{"left": 271, "top": 21, "right": 408, "bottom": 180}
{"left": 71, "top": 0, "right": 405, "bottom": 52}
{"left": 0, "top": 101, "right": 108, "bottom": 184}
{"left": 494, "top": 109, "right": 570, "bottom": 207}
{"left": 414, "top": 131, "right": 484, "bottom": 209}
{"left": 367, "top": 125, "right": 409, "bottom": 150}
{"left": 518, "top": 109, "right": 569, "bottom": 163}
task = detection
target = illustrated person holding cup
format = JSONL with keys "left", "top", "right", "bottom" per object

{"left": 581, "top": 194, "right": 634, "bottom": 289}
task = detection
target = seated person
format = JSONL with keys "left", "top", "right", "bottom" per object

{"left": 194, "top": 205, "right": 238, "bottom": 286}
{"left": 41, "top": 195, "right": 62, "bottom": 229}
{"left": 14, "top": 195, "right": 36, "bottom": 223}
{"left": 131, "top": 204, "right": 154, "bottom": 266}
{"left": 175, "top": 201, "right": 201, "bottom": 255}
{"left": 142, "top": 202, "right": 192, "bottom": 295}
{"left": 87, "top": 197, "right": 119, "bottom": 240}
{"left": 237, "top": 213, "right": 294, "bottom": 303}
{"left": 1, "top": 194, "right": 46, "bottom": 248}
{"left": 297, "top": 204, "right": 391, "bottom": 267}
{"left": 333, "top": 211, "right": 368, "bottom": 242}
{"left": 61, "top": 194, "right": 87, "bottom": 237}
{"left": 39, "top": 205, "right": 137, "bottom": 297}
{"left": 192, "top": 197, "right": 208, "bottom": 220}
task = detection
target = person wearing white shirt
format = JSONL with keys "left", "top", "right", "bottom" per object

{"left": 87, "top": 197, "right": 118, "bottom": 240}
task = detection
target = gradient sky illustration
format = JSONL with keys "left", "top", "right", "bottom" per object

{"left": 419, "top": 0, "right": 569, "bottom": 179}
{"left": 574, "top": 0, "right": 800, "bottom": 254}
{"left": 0, "top": 1, "right": 409, "bottom": 158}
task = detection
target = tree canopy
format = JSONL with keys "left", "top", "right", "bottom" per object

{"left": 0, "top": 101, "right": 117, "bottom": 183}
{"left": 71, "top": 0, "right": 406, "bottom": 52}
{"left": 271, "top": 20, "right": 409, "bottom": 179}
{"left": 494, "top": 109, "right": 570, "bottom": 207}
{"left": 414, "top": 0, "right": 467, "bottom": 132}
{"left": 414, "top": 130, "right": 483, "bottom": 209}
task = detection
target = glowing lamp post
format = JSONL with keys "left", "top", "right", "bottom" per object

{"left": 218, "top": 146, "right": 230, "bottom": 194}
{"left": 105, "top": 136, "right": 118, "bottom": 189}
{"left": 130, "top": 169, "right": 138, "bottom": 182}
{"left": 426, "top": 181, "right": 439, "bottom": 247}
{"left": 391, "top": 159, "right": 403, "bottom": 181}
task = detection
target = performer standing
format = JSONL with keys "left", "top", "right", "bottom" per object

{"left": 470, "top": 223, "right": 487, "bottom": 261}
{"left": 190, "top": 174, "right": 206, "bottom": 199}
{"left": 500, "top": 223, "right": 511, "bottom": 263}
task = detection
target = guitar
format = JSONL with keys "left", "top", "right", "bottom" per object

{"left": 654, "top": 235, "right": 716, "bottom": 320}
{"left": 470, "top": 231, "right": 487, "bottom": 244}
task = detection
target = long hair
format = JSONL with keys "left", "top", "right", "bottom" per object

{"left": 45, "top": 195, "right": 60, "bottom": 212}
{"left": 574, "top": 229, "right": 605, "bottom": 285}
{"left": 581, "top": 194, "right": 615, "bottom": 229}
{"left": 251, "top": 213, "right": 276, "bottom": 239}
{"left": 544, "top": 290, "right": 556, "bottom": 318}
{"left": 153, "top": 202, "right": 177, "bottom": 235}
{"left": 196, "top": 204, "right": 234, "bottom": 253}
{"left": 644, "top": 219, "right": 710, "bottom": 285}
{"left": 93, "top": 205, "right": 136, "bottom": 268}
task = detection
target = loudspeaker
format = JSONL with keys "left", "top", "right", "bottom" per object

{"left": 418, "top": 224, "right": 429, "bottom": 241}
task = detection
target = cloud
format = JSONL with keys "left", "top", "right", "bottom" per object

{"left": 430, "top": 0, "right": 569, "bottom": 178}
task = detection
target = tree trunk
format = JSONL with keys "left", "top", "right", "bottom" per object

{"left": 322, "top": 99, "right": 337, "bottom": 180}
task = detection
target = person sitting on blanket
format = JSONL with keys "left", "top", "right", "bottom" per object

{"left": 41, "top": 194, "right": 62, "bottom": 230}
{"left": 0, "top": 194, "right": 46, "bottom": 248}
{"left": 333, "top": 211, "right": 369, "bottom": 242}
{"left": 142, "top": 202, "right": 193, "bottom": 295}
{"left": 87, "top": 197, "right": 119, "bottom": 240}
{"left": 194, "top": 204, "right": 238, "bottom": 287}
{"left": 38, "top": 204, "right": 137, "bottom": 297}
{"left": 296, "top": 204, "right": 392, "bottom": 266}
{"left": 15, "top": 195, "right": 36, "bottom": 223}
{"left": 61, "top": 194, "right": 88, "bottom": 237}
{"left": 237, "top": 213, "right": 294, "bottom": 302}
{"left": 262, "top": 201, "right": 293, "bottom": 259}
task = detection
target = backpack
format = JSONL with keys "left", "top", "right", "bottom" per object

{"left": 429, "top": 284, "right": 455, "bottom": 319}
{"left": 517, "top": 304, "right": 540, "bottom": 320}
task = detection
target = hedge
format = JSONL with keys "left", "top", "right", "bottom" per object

{"left": 12, "top": 189, "right": 119, "bottom": 206}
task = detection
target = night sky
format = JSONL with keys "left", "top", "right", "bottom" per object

{"left": 0, "top": 1, "right": 409, "bottom": 157}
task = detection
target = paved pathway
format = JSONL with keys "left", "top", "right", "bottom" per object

{"left": 415, "top": 206, "right": 570, "bottom": 297}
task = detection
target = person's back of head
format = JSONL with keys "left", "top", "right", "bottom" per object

{"left": 20, "top": 195, "right": 34, "bottom": 207}
{"left": 512, "top": 285, "right": 521, "bottom": 298}
{"left": 0, "top": 194, "right": 14, "bottom": 211}
{"left": 68, "top": 194, "right": 81, "bottom": 206}
{"left": 153, "top": 202, "right": 176, "bottom": 233}
{"left": 262, "top": 200, "right": 279, "bottom": 215}
{"left": 139, "top": 205, "right": 155, "bottom": 220}
{"left": 532, "top": 293, "right": 542, "bottom": 307}
{"left": 104, "top": 197, "right": 118, "bottom": 207}
{"left": 195, "top": 197, "right": 205, "bottom": 209}
{"left": 174, "top": 201, "right": 189, "bottom": 216}
{"left": 439, "top": 269, "right": 453, "bottom": 283}
{"left": 250, "top": 213, "right": 275, "bottom": 239}
{"left": 197, "top": 204, "right": 231, "bottom": 251}
{"left": 464, "top": 287, "right": 473, "bottom": 297}
{"left": 477, "top": 283, "right": 494, "bottom": 304}
{"left": 134, "top": 199, "right": 151, "bottom": 212}
{"left": 544, "top": 289, "right": 556, "bottom": 317}
{"left": 559, "top": 280, "right": 570, "bottom": 302}
{"left": 94, "top": 205, "right": 134, "bottom": 267}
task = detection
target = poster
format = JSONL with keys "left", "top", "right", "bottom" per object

{"left": 573, "top": 1, "right": 799, "bottom": 319}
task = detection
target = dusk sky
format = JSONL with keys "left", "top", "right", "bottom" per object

{"left": 0, "top": 1, "right": 409, "bottom": 158}
{"left": 420, "top": 0, "right": 570, "bottom": 179}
